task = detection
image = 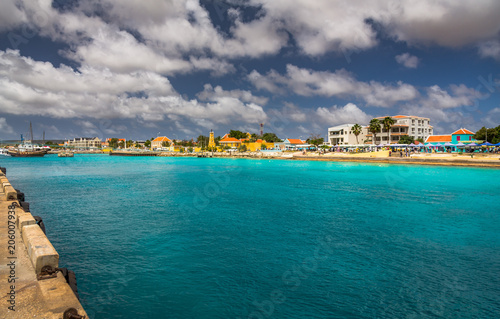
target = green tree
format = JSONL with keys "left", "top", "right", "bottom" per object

{"left": 398, "top": 135, "right": 415, "bottom": 144}
{"left": 134, "top": 143, "right": 141, "bottom": 148}
{"left": 474, "top": 126, "right": 500, "bottom": 143}
{"left": 145, "top": 140, "right": 151, "bottom": 148}
{"left": 307, "top": 134, "right": 324, "bottom": 148}
{"left": 350, "top": 124, "right": 363, "bottom": 145}
{"left": 238, "top": 144, "right": 247, "bottom": 152}
{"left": 382, "top": 116, "right": 395, "bottom": 145}
{"left": 161, "top": 141, "right": 170, "bottom": 148}
{"left": 127, "top": 140, "right": 134, "bottom": 148}
{"left": 260, "top": 143, "right": 267, "bottom": 150}
{"left": 118, "top": 140, "right": 125, "bottom": 149}
{"left": 109, "top": 138, "right": 119, "bottom": 149}
{"left": 187, "top": 147, "right": 193, "bottom": 153}
{"left": 197, "top": 135, "right": 209, "bottom": 148}
{"left": 229, "top": 130, "right": 248, "bottom": 139}
{"left": 262, "top": 133, "right": 281, "bottom": 143}
{"left": 416, "top": 137, "right": 425, "bottom": 143}
{"left": 368, "top": 119, "right": 381, "bottom": 145}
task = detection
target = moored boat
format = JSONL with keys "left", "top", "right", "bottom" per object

{"left": 8, "top": 122, "right": 46, "bottom": 157}
{"left": 0, "top": 148, "right": 11, "bottom": 156}
{"left": 58, "top": 150, "right": 74, "bottom": 157}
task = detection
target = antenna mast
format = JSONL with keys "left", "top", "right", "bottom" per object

{"left": 30, "top": 122, "right": 33, "bottom": 143}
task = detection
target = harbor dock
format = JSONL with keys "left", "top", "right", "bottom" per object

{"left": 0, "top": 168, "right": 87, "bottom": 318}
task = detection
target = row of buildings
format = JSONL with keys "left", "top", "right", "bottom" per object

{"left": 327, "top": 115, "right": 479, "bottom": 146}
{"left": 63, "top": 115, "right": 476, "bottom": 150}
{"left": 328, "top": 115, "right": 435, "bottom": 145}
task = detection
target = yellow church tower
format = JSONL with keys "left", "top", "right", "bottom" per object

{"left": 208, "top": 130, "right": 215, "bottom": 149}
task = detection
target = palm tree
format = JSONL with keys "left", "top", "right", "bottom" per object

{"left": 382, "top": 116, "right": 396, "bottom": 145}
{"left": 368, "top": 119, "right": 381, "bottom": 145}
{"left": 351, "top": 124, "right": 363, "bottom": 145}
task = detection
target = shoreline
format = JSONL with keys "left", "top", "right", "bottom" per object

{"left": 104, "top": 150, "right": 500, "bottom": 168}
{"left": 286, "top": 155, "right": 500, "bottom": 168}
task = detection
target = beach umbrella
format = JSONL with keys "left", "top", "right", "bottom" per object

{"left": 456, "top": 142, "right": 466, "bottom": 147}
{"left": 468, "top": 143, "right": 478, "bottom": 146}
{"left": 408, "top": 143, "right": 416, "bottom": 147}
{"left": 481, "top": 142, "right": 494, "bottom": 146}
{"left": 443, "top": 142, "right": 454, "bottom": 146}
{"left": 494, "top": 142, "right": 500, "bottom": 146}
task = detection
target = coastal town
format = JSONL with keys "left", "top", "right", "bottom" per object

{"left": 2, "top": 115, "right": 499, "bottom": 156}
{"left": 1, "top": 115, "right": 499, "bottom": 167}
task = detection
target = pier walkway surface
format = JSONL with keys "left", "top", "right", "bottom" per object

{"left": 0, "top": 169, "right": 87, "bottom": 318}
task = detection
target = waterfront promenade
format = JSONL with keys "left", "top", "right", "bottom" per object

{"left": 0, "top": 170, "right": 87, "bottom": 318}
{"left": 107, "top": 150, "right": 500, "bottom": 168}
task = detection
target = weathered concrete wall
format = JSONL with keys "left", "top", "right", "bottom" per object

{"left": 0, "top": 168, "right": 88, "bottom": 318}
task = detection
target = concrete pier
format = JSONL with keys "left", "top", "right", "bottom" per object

{"left": 0, "top": 169, "right": 87, "bottom": 318}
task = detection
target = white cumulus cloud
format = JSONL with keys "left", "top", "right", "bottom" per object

{"left": 395, "top": 53, "right": 420, "bottom": 68}
{"left": 316, "top": 103, "right": 372, "bottom": 125}
{"left": 0, "top": 49, "right": 267, "bottom": 128}
{"left": 249, "top": 64, "right": 419, "bottom": 107}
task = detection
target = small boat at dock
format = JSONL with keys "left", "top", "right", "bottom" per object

{"left": 0, "top": 148, "right": 11, "bottom": 157}
{"left": 58, "top": 150, "right": 74, "bottom": 157}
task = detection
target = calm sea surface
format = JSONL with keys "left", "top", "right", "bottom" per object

{"left": 1, "top": 155, "right": 499, "bottom": 319}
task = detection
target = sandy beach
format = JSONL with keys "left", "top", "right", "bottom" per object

{"left": 148, "top": 150, "right": 500, "bottom": 168}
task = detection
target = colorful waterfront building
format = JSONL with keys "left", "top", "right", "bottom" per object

{"left": 328, "top": 124, "right": 368, "bottom": 145}
{"left": 243, "top": 139, "right": 275, "bottom": 151}
{"left": 451, "top": 128, "right": 474, "bottom": 143}
{"left": 151, "top": 136, "right": 172, "bottom": 150}
{"left": 274, "top": 138, "right": 307, "bottom": 150}
{"left": 425, "top": 128, "right": 475, "bottom": 145}
{"left": 365, "top": 115, "right": 433, "bottom": 144}
{"left": 219, "top": 137, "right": 242, "bottom": 148}
{"left": 65, "top": 137, "right": 102, "bottom": 149}
{"left": 425, "top": 135, "right": 452, "bottom": 144}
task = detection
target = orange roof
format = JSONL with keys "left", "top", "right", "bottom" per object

{"left": 287, "top": 139, "right": 305, "bottom": 144}
{"left": 426, "top": 135, "right": 451, "bottom": 143}
{"left": 451, "top": 128, "right": 474, "bottom": 135}
{"left": 152, "top": 136, "right": 171, "bottom": 142}
{"left": 375, "top": 115, "right": 428, "bottom": 120}
{"left": 220, "top": 137, "right": 241, "bottom": 143}
{"left": 256, "top": 139, "right": 264, "bottom": 143}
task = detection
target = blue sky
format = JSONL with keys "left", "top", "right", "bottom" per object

{"left": 0, "top": 0, "right": 499, "bottom": 141}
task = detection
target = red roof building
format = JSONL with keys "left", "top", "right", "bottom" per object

{"left": 425, "top": 135, "right": 452, "bottom": 143}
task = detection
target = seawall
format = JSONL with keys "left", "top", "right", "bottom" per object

{"left": 0, "top": 167, "right": 87, "bottom": 318}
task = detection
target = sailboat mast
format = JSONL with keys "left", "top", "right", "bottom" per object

{"left": 30, "top": 122, "right": 33, "bottom": 143}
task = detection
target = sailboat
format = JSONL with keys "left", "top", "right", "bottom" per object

{"left": 8, "top": 122, "right": 46, "bottom": 157}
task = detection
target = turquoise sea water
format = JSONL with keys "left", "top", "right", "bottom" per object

{"left": 1, "top": 155, "right": 499, "bottom": 319}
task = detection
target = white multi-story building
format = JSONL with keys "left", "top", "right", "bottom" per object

{"left": 367, "top": 115, "right": 433, "bottom": 144}
{"left": 65, "top": 137, "right": 102, "bottom": 149}
{"left": 327, "top": 124, "right": 368, "bottom": 145}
